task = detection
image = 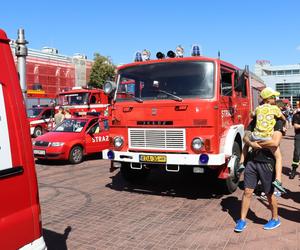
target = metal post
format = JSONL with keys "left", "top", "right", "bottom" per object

{"left": 15, "top": 28, "right": 28, "bottom": 102}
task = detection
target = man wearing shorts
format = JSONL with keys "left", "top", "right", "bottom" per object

{"left": 234, "top": 119, "right": 284, "bottom": 232}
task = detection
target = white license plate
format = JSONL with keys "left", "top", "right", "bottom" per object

{"left": 34, "top": 149, "right": 46, "bottom": 155}
{"left": 193, "top": 167, "right": 204, "bottom": 173}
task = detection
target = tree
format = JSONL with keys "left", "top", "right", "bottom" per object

{"left": 89, "top": 53, "right": 116, "bottom": 88}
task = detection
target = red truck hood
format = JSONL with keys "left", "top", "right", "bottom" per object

{"left": 34, "top": 131, "right": 82, "bottom": 142}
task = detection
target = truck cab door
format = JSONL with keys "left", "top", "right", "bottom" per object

{"left": 233, "top": 70, "right": 251, "bottom": 126}
{"left": 219, "top": 67, "right": 235, "bottom": 132}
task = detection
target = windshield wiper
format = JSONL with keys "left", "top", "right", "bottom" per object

{"left": 120, "top": 92, "right": 143, "bottom": 103}
{"left": 157, "top": 89, "right": 183, "bottom": 102}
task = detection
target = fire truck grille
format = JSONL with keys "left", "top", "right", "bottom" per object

{"left": 35, "top": 141, "right": 50, "bottom": 147}
{"left": 128, "top": 128, "right": 186, "bottom": 150}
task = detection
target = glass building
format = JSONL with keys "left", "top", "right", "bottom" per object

{"left": 254, "top": 60, "right": 300, "bottom": 107}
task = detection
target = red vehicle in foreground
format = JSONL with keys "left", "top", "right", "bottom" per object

{"left": 33, "top": 116, "right": 109, "bottom": 164}
{"left": 27, "top": 105, "right": 55, "bottom": 137}
{"left": 103, "top": 48, "right": 263, "bottom": 193}
{"left": 0, "top": 29, "right": 46, "bottom": 249}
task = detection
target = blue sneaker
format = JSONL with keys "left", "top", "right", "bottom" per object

{"left": 234, "top": 219, "right": 247, "bottom": 232}
{"left": 263, "top": 219, "right": 281, "bottom": 230}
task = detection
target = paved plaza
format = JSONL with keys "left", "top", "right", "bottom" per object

{"left": 37, "top": 128, "right": 299, "bottom": 250}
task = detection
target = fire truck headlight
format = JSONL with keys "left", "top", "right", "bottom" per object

{"left": 103, "top": 81, "right": 116, "bottom": 95}
{"left": 32, "top": 141, "right": 36, "bottom": 146}
{"left": 114, "top": 136, "right": 124, "bottom": 149}
{"left": 192, "top": 137, "right": 204, "bottom": 151}
{"left": 50, "top": 142, "right": 65, "bottom": 147}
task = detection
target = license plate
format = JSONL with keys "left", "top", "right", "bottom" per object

{"left": 33, "top": 149, "right": 46, "bottom": 155}
{"left": 139, "top": 155, "right": 167, "bottom": 163}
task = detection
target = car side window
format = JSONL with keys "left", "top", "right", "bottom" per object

{"left": 88, "top": 122, "right": 100, "bottom": 134}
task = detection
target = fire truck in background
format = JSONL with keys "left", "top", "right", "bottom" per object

{"left": 103, "top": 46, "right": 263, "bottom": 194}
{"left": 27, "top": 105, "right": 55, "bottom": 137}
{"left": 0, "top": 29, "right": 46, "bottom": 249}
{"left": 56, "top": 86, "right": 109, "bottom": 116}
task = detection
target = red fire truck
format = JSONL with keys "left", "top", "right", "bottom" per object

{"left": 56, "top": 87, "right": 109, "bottom": 116}
{"left": 103, "top": 49, "right": 261, "bottom": 193}
{"left": 27, "top": 105, "right": 55, "bottom": 137}
{"left": 0, "top": 29, "right": 46, "bottom": 249}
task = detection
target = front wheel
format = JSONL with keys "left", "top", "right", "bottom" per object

{"left": 221, "top": 141, "right": 241, "bottom": 194}
{"left": 69, "top": 146, "right": 83, "bottom": 164}
{"left": 33, "top": 126, "right": 43, "bottom": 138}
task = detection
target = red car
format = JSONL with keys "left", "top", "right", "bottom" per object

{"left": 33, "top": 116, "right": 109, "bottom": 163}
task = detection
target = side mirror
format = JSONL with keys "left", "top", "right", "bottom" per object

{"left": 103, "top": 81, "right": 116, "bottom": 96}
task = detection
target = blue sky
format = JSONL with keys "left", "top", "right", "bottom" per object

{"left": 2, "top": 0, "right": 300, "bottom": 70}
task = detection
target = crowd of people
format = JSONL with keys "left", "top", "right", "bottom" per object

{"left": 234, "top": 87, "right": 299, "bottom": 233}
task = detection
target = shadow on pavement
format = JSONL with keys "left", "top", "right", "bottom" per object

{"left": 43, "top": 226, "right": 71, "bottom": 250}
{"left": 221, "top": 196, "right": 268, "bottom": 224}
{"left": 106, "top": 169, "right": 228, "bottom": 200}
{"left": 35, "top": 153, "right": 102, "bottom": 166}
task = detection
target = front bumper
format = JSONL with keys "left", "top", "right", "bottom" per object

{"left": 33, "top": 146, "right": 67, "bottom": 160}
{"left": 102, "top": 149, "right": 226, "bottom": 166}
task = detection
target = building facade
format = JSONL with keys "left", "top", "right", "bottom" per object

{"left": 254, "top": 60, "right": 300, "bottom": 107}
{"left": 10, "top": 42, "right": 93, "bottom": 107}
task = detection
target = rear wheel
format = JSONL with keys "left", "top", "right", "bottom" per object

{"left": 33, "top": 126, "right": 43, "bottom": 137}
{"left": 221, "top": 141, "right": 241, "bottom": 194}
{"left": 69, "top": 146, "right": 83, "bottom": 164}
{"left": 120, "top": 163, "right": 150, "bottom": 183}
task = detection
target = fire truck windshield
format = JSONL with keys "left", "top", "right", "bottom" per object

{"left": 58, "top": 93, "right": 89, "bottom": 106}
{"left": 27, "top": 108, "right": 43, "bottom": 118}
{"left": 116, "top": 61, "right": 214, "bottom": 102}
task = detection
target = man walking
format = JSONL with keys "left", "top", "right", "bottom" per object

{"left": 290, "top": 107, "right": 300, "bottom": 179}
{"left": 234, "top": 119, "right": 284, "bottom": 232}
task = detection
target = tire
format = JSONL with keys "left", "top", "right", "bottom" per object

{"left": 120, "top": 163, "right": 150, "bottom": 183}
{"left": 33, "top": 126, "right": 43, "bottom": 138}
{"left": 221, "top": 141, "right": 241, "bottom": 194}
{"left": 69, "top": 146, "right": 83, "bottom": 164}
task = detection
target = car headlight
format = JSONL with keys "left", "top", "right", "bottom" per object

{"left": 192, "top": 137, "right": 204, "bottom": 151}
{"left": 113, "top": 136, "right": 124, "bottom": 149}
{"left": 50, "top": 142, "right": 65, "bottom": 147}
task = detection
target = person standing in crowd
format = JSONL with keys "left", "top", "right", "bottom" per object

{"left": 290, "top": 105, "right": 300, "bottom": 179}
{"left": 234, "top": 118, "right": 284, "bottom": 232}
{"left": 54, "top": 106, "right": 65, "bottom": 126}
{"left": 64, "top": 108, "right": 72, "bottom": 119}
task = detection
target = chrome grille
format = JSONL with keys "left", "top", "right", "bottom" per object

{"left": 129, "top": 128, "right": 186, "bottom": 150}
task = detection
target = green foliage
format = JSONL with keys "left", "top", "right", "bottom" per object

{"left": 89, "top": 53, "right": 116, "bottom": 88}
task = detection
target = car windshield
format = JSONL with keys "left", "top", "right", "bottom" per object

{"left": 58, "top": 92, "right": 89, "bottom": 105}
{"left": 54, "top": 119, "right": 87, "bottom": 133}
{"left": 27, "top": 108, "right": 43, "bottom": 118}
{"left": 116, "top": 61, "right": 214, "bottom": 102}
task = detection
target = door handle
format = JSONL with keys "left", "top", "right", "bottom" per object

{"left": 0, "top": 166, "right": 24, "bottom": 179}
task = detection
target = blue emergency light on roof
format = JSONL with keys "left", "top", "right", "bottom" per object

{"left": 134, "top": 51, "right": 143, "bottom": 62}
{"left": 156, "top": 52, "right": 165, "bottom": 59}
{"left": 191, "top": 44, "right": 201, "bottom": 56}
{"left": 167, "top": 50, "right": 176, "bottom": 58}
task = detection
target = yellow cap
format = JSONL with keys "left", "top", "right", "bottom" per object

{"left": 260, "top": 87, "right": 280, "bottom": 100}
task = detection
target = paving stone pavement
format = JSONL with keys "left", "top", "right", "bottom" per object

{"left": 37, "top": 128, "right": 300, "bottom": 250}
